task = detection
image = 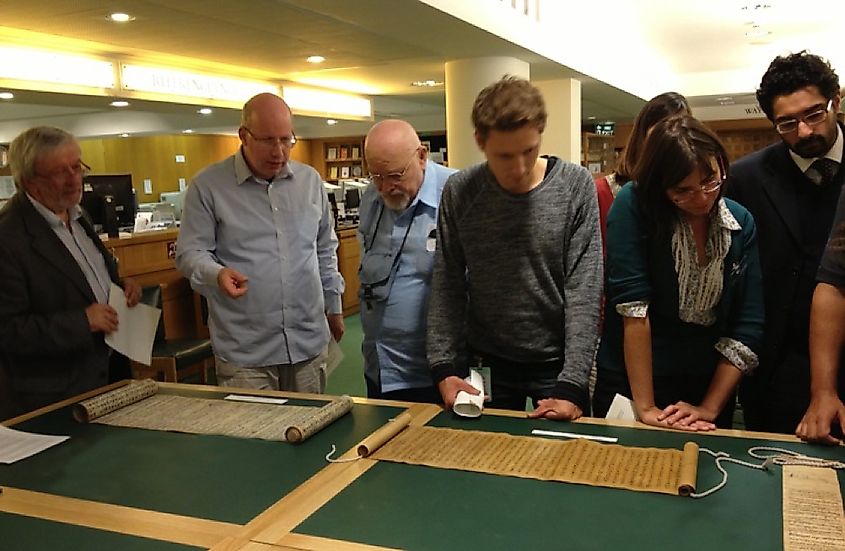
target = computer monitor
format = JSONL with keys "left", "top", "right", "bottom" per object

{"left": 160, "top": 190, "right": 186, "bottom": 221}
{"left": 80, "top": 174, "right": 136, "bottom": 238}
{"left": 323, "top": 182, "right": 343, "bottom": 207}
{"left": 344, "top": 188, "right": 361, "bottom": 209}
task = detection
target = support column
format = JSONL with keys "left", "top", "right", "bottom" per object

{"left": 445, "top": 57, "right": 530, "bottom": 170}
{"left": 535, "top": 78, "right": 581, "bottom": 164}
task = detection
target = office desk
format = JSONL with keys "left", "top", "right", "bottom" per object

{"left": 2, "top": 382, "right": 844, "bottom": 550}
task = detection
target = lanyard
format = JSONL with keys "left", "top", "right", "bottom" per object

{"left": 364, "top": 200, "right": 421, "bottom": 272}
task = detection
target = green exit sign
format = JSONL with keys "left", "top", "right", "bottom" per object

{"left": 595, "top": 123, "right": 615, "bottom": 135}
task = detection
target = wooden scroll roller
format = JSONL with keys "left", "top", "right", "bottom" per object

{"left": 73, "top": 379, "right": 158, "bottom": 423}
{"left": 678, "top": 442, "right": 700, "bottom": 496}
{"left": 285, "top": 395, "right": 354, "bottom": 444}
{"left": 356, "top": 411, "right": 413, "bottom": 457}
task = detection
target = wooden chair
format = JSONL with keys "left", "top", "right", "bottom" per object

{"left": 132, "top": 285, "right": 214, "bottom": 383}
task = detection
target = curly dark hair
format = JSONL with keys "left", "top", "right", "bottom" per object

{"left": 756, "top": 51, "right": 839, "bottom": 120}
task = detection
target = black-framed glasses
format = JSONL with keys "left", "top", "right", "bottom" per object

{"left": 244, "top": 127, "right": 297, "bottom": 149}
{"left": 670, "top": 175, "right": 724, "bottom": 204}
{"left": 774, "top": 100, "right": 833, "bottom": 134}
{"left": 36, "top": 160, "right": 90, "bottom": 182}
{"left": 368, "top": 146, "right": 421, "bottom": 185}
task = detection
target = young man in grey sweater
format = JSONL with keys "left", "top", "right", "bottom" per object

{"left": 427, "top": 76, "right": 603, "bottom": 420}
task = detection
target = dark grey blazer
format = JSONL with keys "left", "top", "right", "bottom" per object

{"left": 727, "top": 130, "right": 845, "bottom": 430}
{"left": 0, "top": 192, "right": 121, "bottom": 415}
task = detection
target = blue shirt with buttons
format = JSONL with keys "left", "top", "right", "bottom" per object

{"left": 176, "top": 149, "right": 344, "bottom": 367}
{"left": 358, "top": 160, "right": 456, "bottom": 392}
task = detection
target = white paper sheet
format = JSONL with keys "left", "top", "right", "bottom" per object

{"left": 0, "top": 424, "right": 69, "bottom": 464}
{"left": 326, "top": 337, "right": 344, "bottom": 377}
{"left": 606, "top": 393, "right": 640, "bottom": 421}
{"left": 104, "top": 283, "right": 161, "bottom": 365}
{"left": 223, "top": 394, "right": 289, "bottom": 405}
{"left": 453, "top": 370, "right": 485, "bottom": 418}
{"left": 531, "top": 429, "right": 619, "bottom": 443}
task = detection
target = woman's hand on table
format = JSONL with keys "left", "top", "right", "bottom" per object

{"left": 657, "top": 401, "right": 717, "bottom": 431}
{"left": 636, "top": 403, "right": 716, "bottom": 432}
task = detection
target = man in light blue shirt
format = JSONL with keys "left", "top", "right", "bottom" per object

{"left": 176, "top": 93, "right": 344, "bottom": 393}
{"left": 358, "top": 120, "right": 456, "bottom": 402}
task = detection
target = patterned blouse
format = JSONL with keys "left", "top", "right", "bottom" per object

{"left": 615, "top": 199, "right": 759, "bottom": 374}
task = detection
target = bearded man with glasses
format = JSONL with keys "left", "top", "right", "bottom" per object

{"left": 0, "top": 126, "right": 142, "bottom": 419}
{"left": 727, "top": 51, "right": 845, "bottom": 434}
{"left": 357, "top": 119, "right": 456, "bottom": 402}
{"left": 177, "top": 93, "right": 344, "bottom": 394}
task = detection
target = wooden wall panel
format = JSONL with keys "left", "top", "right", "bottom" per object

{"left": 290, "top": 139, "right": 310, "bottom": 164}
{"left": 78, "top": 134, "right": 313, "bottom": 203}
{"left": 79, "top": 134, "right": 237, "bottom": 203}
{"left": 79, "top": 140, "right": 107, "bottom": 174}
{"left": 715, "top": 129, "right": 780, "bottom": 163}
{"left": 607, "top": 119, "right": 781, "bottom": 166}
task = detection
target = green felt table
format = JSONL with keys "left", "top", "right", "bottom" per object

{"left": 0, "top": 382, "right": 405, "bottom": 549}
{"left": 294, "top": 410, "right": 845, "bottom": 551}
{"left": 2, "top": 511, "right": 201, "bottom": 551}
{"left": 3, "top": 382, "right": 844, "bottom": 551}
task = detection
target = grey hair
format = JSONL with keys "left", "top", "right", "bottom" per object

{"left": 9, "top": 126, "right": 78, "bottom": 191}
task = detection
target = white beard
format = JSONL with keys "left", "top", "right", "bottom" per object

{"left": 384, "top": 192, "right": 411, "bottom": 212}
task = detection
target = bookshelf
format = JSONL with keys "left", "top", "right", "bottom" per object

{"left": 316, "top": 137, "right": 366, "bottom": 184}
{"left": 582, "top": 132, "right": 616, "bottom": 176}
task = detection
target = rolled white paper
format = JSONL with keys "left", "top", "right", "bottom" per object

{"left": 453, "top": 370, "right": 485, "bottom": 418}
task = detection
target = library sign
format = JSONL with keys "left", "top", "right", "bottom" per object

{"left": 121, "top": 65, "right": 277, "bottom": 103}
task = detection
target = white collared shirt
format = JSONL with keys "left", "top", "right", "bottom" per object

{"left": 789, "top": 124, "right": 843, "bottom": 184}
{"left": 26, "top": 193, "right": 112, "bottom": 303}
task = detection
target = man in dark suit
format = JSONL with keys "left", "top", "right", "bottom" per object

{"left": 728, "top": 51, "right": 844, "bottom": 434}
{"left": 0, "top": 126, "right": 141, "bottom": 419}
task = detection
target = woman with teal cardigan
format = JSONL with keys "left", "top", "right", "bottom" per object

{"left": 592, "top": 115, "right": 765, "bottom": 431}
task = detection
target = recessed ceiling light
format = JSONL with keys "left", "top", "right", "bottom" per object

{"left": 587, "top": 116, "right": 597, "bottom": 120}
{"left": 411, "top": 80, "right": 441, "bottom": 87}
{"left": 327, "top": 119, "right": 338, "bottom": 125}
{"left": 183, "top": 129, "right": 194, "bottom": 134}
{"left": 197, "top": 107, "right": 213, "bottom": 115}
{"left": 110, "top": 100, "right": 130, "bottom": 107}
{"left": 120, "top": 133, "right": 130, "bottom": 138}
{"left": 307, "top": 55, "right": 325, "bottom": 64}
{"left": 108, "top": 13, "right": 135, "bottom": 22}
{"left": 0, "top": 92, "right": 14, "bottom": 100}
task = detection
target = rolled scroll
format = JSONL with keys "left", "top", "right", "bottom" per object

{"left": 284, "top": 394, "right": 354, "bottom": 443}
{"left": 356, "top": 411, "right": 413, "bottom": 457}
{"left": 73, "top": 379, "right": 158, "bottom": 423}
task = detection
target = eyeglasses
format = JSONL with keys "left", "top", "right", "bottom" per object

{"left": 36, "top": 160, "right": 90, "bottom": 182}
{"left": 244, "top": 127, "right": 297, "bottom": 149}
{"left": 368, "top": 146, "right": 421, "bottom": 185}
{"left": 774, "top": 100, "right": 833, "bottom": 134}
{"left": 670, "top": 175, "right": 724, "bottom": 204}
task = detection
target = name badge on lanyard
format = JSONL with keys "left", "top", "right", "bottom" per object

{"left": 426, "top": 223, "right": 437, "bottom": 252}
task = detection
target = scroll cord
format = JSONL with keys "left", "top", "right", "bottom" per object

{"left": 325, "top": 444, "right": 363, "bottom": 463}
{"left": 691, "top": 446, "right": 845, "bottom": 498}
